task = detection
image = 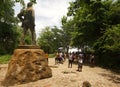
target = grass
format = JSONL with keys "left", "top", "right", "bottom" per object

{"left": 0, "top": 54, "right": 55, "bottom": 64}
{"left": 49, "top": 54, "right": 56, "bottom": 58}
{"left": 0, "top": 55, "right": 11, "bottom": 64}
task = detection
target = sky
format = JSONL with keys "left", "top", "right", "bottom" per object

{"left": 14, "top": 0, "right": 75, "bottom": 38}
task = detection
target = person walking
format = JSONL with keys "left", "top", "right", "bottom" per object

{"left": 68, "top": 53, "right": 73, "bottom": 68}
{"left": 77, "top": 53, "right": 83, "bottom": 72}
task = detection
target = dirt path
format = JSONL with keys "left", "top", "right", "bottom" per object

{"left": 0, "top": 58, "right": 120, "bottom": 87}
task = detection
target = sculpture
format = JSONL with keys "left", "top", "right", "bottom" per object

{"left": 17, "top": 2, "right": 36, "bottom": 45}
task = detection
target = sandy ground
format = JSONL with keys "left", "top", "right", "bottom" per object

{"left": 0, "top": 58, "right": 120, "bottom": 87}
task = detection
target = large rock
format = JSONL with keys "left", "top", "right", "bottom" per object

{"left": 2, "top": 46, "right": 52, "bottom": 86}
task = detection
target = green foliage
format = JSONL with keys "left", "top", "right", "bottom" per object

{"left": 24, "top": 30, "right": 32, "bottom": 45}
{"left": 94, "top": 24, "right": 120, "bottom": 69}
{"left": 68, "top": 0, "right": 111, "bottom": 47}
{"left": 61, "top": 16, "right": 73, "bottom": 53}
{"left": 0, "top": 22, "right": 21, "bottom": 54}
{"left": 94, "top": 24, "right": 120, "bottom": 50}
{"left": 51, "top": 26, "right": 64, "bottom": 50}
{"left": 49, "top": 54, "right": 56, "bottom": 58}
{"left": 67, "top": 0, "right": 120, "bottom": 46}
{"left": 0, "top": 0, "right": 15, "bottom": 23}
{"left": 0, "top": 55, "right": 11, "bottom": 64}
{"left": 108, "top": 0, "right": 120, "bottom": 25}
{"left": 37, "top": 26, "right": 63, "bottom": 53}
{"left": 0, "top": 0, "right": 23, "bottom": 54}
{"left": 65, "top": 0, "right": 120, "bottom": 70}
{"left": 37, "top": 25, "right": 71, "bottom": 53}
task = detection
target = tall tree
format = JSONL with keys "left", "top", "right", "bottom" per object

{"left": 0, "top": 0, "right": 15, "bottom": 23}
{"left": 61, "top": 16, "right": 73, "bottom": 53}
{"left": 67, "top": 0, "right": 114, "bottom": 47}
{"left": 0, "top": 0, "right": 26, "bottom": 54}
{"left": 37, "top": 26, "right": 65, "bottom": 53}
{"left": 66, "top": 0, "right": 120, "bottom": 69}
{"left": 51, "top": 26, "right": 63, "bottom": 51}
{"left": 37, "top": 27, "right": 55, "bottom": 53}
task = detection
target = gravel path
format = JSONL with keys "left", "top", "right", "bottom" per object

{"left": 0, "top": 58, "right": 120, "bottom": 87}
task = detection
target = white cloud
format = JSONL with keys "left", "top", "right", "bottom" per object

{"left": 14, "top": 0, "right": 75, "bottom": 38}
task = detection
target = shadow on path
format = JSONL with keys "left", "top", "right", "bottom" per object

{"left": 98, "top": 72, "right": 120, "bottom": 84}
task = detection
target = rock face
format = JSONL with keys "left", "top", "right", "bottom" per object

{"left": 2, "top": 46, "right": 52, "bottom": 86}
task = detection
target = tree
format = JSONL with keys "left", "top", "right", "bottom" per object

{"left": 66, "top": 0, "right": 116, "bottom": 48}
{"left": 108, "top": 0, "right": 120, "bottom": 25}
{"left": 0, "top": 23, "right": 21, "bottom": 54}
{"left": 0, "top": 0, "right": 15, "bottom": 23}
{"left": 37, "top": 27, "right": 55, "bottom": 53}
{"left": 61, "top": 16, "right": 74, "bottom": 53}
{"left": 94, "top": 24, "right": 120, "bottom": 69}
{"left": 37, "top": 26, "right": 65, "bottom": 53}
{"left": 0, "top": 0, "right": 21, "bottom": 54}
{"left": 67, "top": 0, "right": 120, "bottom": 69}
{"left": 51, "top": 26, "right": 63, "bottom": 51}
